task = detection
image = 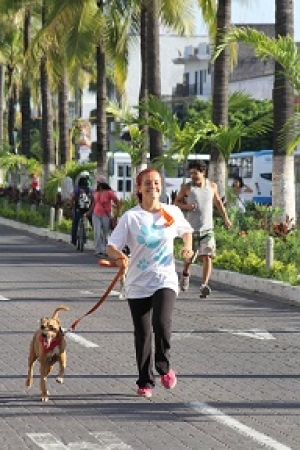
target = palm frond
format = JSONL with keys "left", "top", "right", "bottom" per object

{"left": 278, "top": 112, "right": 300, "bottom": 154}
{"left": 214, "top": 27, "right": 300, "bottom": 93}
{"left": 0, "top": 153, "right": 28, "bottom": 170}
{"left": 160, "top": 0, "right": 195, "bottom": 36}
{"left": 242, "top": 112, "right": 273, "bottom": 139}
{"left": 137, "top": 95, "right": 180, "bottom": 138}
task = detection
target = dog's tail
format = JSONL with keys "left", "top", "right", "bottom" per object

{"left": 52, "top": 305, "right": 69, "bottom": 320}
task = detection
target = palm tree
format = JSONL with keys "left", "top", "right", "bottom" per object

{"left": 21, "top": 6, "right": 32, "bottom": 158}
{"left": 214, "top": 21, "right": 298, "bottom": 221}
{"left": 273, "top": 0, "right": 295, "bottom": 222}
{"left": 145, "top": 0, "right": 162, "bottom": 162}
{"left": 57, "top": 70, "right": 69, "bottom": 167}
{"left": 32, "top": 0, "right": 133, "bottom": 178}
{"left": 209, "top": 0, "right": 231, "bottom": 198}
{"left": 136, "top": 0, "right": 195, "bottom": 164}
{"left": 135, "top": 95, "right": 272, "bottom": 180}
{"left": 40, "top": 0, "right": 55, "bottom": 183}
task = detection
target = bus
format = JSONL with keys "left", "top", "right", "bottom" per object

{"left": 228, "top": 150, "right": 273, "bottom": 205}
{"left": 107, "top": 152, "right": 210, "bottom": 201}
{"left": 107, "top": 149, "right": 300, "bottom": 205}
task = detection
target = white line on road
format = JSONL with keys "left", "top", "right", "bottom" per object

{"left": 91, "top": 431, "right": 132, "bottom": 449}
{"left": 27, "top": 432, "right": 132, "bottom": 449}
{"left": 110, "top": 289, "right": 121, "bottom": 296}
{"left": 0, "top": 295, "right": 9, "bottom": 301}
{"left": 64, "top": 330, "right": 99, "bottom": 348}
{"left": 220, "top": 329, "right": 276, "bottom": 340}
{"left": 27, "top": 433, "right": 68, "bottom": 449}
{"left": 172, "top": 331, "right": 203, "bottom": 340}
{"left": 189, "top": 402, "right": 292, "bottom": 450}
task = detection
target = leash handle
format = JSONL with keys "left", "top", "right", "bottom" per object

{"left": 70, "top": 262, "right": 125, "bottom": 331}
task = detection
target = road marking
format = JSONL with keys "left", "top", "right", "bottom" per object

{"left": 172, "top": 331, "right": 203, "bottom": 340}
{"left": 0, "top": 295, "right": 9, "bottom": 301}
{"left": 110, "top": 290, "right": 121, "bottom": 296}
{"left": 27, "top": 434, "right": 68, "bottom": 449}
{"left": 189, "top": 402, "right": 292, "bottom": 450}
{"left": 80, "top": 290, "right": 95, "bottom": 295}
{"left": 64, "top": 330, "right": 99, "bottom": 348}
{"left": 220, "top": 329, "right": 276, "bottom": 340}
{"left": 91, "top": 432, "right": 132, "bottom": 448}
{"left": 27, "top": 432, "right": 132, "bottom": 449}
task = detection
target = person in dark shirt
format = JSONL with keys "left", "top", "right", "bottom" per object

{"left": 70, "top": 172, "right": 93, "bottom": 246}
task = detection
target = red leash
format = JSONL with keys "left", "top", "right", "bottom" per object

{"left": 69, "top": 260, "right": 125, "bottom": 331}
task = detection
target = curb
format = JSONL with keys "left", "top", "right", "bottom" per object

{"left": 176, "top": 260, "right": 300, "bottom": 306}
{"left": 1, "top": 216, "right": 300, "bottom": 306}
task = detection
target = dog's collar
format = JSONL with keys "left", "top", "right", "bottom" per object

{"left": 39, "top": 334, "right": 62, "bottom": 353}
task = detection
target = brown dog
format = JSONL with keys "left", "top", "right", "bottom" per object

{"left": 26, "top": 305, "right": 69, "bottom": 402}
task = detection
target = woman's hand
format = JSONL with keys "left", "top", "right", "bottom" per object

{"left": 180, "top": 248, "right": 194, "bottom": 261}
{"left": 115, "top": 255, "right": 129, "bottom": 271}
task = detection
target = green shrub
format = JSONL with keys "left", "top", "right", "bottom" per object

{"left": 242, "top": 252, "right": 265, "bottom": 275}
{"left": 214, "top": 250, "right": 242, "bottom": 272}
{"left": 267, "top": 261, "right": 298, "bottom": 285}
{"left": 1, "top": 197, "right": 299, "bottom": 286}
{"left": 57, "top": 217, "right": 72, "bottom": 234}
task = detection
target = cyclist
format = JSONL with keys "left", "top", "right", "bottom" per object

{"left": 70, "top": 172, "right": 93, "bottom": 246}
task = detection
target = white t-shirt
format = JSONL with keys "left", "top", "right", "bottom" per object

{"left": 236, "top": 187, "right": 248, "bottom": 213}
{"left": 107, "top": 203, "right": 193, "bottom": 298}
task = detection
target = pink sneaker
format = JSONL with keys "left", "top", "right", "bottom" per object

{"left": 161, "top": 370, "right": 177, "bottom": 390}
{"left": 137, "top": 387, "right": 152, "bottom": 398}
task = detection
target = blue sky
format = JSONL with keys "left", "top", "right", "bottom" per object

{"left": 196, "top": 0, "right": 300, "bottom": 41}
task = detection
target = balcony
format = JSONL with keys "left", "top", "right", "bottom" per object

{"left": 172, "top": 83, "right": 211, "bottom": 99}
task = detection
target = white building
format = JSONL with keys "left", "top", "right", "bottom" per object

{"left": 171, "top": 24, "right": 276, "bottom": 104}
{"left": 125, "top": 32, "right": 210, "bottom": 107}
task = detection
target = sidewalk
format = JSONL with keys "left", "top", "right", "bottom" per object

{"left": 1, "top": 215, "right": 299, "bottom": 306}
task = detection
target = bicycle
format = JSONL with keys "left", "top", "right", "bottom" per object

{"left": 76, "top": 213, "right": 90, "bottom": 252}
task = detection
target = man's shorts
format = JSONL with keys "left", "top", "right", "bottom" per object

{"left": 192, "top": 231, "right": 216, "bottom": 258}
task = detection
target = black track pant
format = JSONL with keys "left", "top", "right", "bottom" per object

{"left": 127, "top": 288, "right": 176, "bottom": 388}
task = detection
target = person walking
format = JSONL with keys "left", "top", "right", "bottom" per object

{"left": 174, "top": 160, "right": 231, "bottom": 298}
{"left": 70, "top": 172, "right": 93, "bottom": 246}
{"left": 90, "top": 177, "right": 121, "bottom": 256}
{"left": 106, "top": 168, "right": 193, "bottom": 398}
{"left": 232, "top": 175, "right": 253, "bottom": 213}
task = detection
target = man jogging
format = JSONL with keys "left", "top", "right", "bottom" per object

{"left": 175, "top": 160, "right": 231, "bottom": 298}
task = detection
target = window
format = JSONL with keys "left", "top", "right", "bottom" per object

{"left": 118, "top": 165, "right": 124, "bottom": 177}
{"left": 228, "top": 156, "right": 253, "bottom": 178}
{"left": 199, "top": 70, "right": 204, "bottom": 95}
{"left": 194, "top": 71, "right": 198, "bottom": 95}
{"left": 118, "top": 180, "right": 123, "bottom": 191}
{"left": 260, "top": 173, "right": 272, "bottom": 181}
{"left": 126, "top": 180, "right": 131, "bottom": 192}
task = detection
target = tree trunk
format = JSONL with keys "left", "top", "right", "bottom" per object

{"left": 7, "top": 67, "right": 16, "bottom": 151}
{"left": 21, "top": 7, "right": 31, "bottom": 158}
{"left": 209, "top": 0, "right": 231, "bottom": 198}
{"left": 0, "top": 64, "right": 5, "bottom": 149}
{"left": 272, "top": 0, "right": 295, "bottom": 222}
{"left": 58, "top": 71, "right": 69, "bottom": 167}
{"left": 40, "top": 0, "right": 55, "bottom": 185}
{"left": 146, "top": 0, "right": 162, "bottom": 162}
{"left": 40, "top": 55, "right": 55, "bottom": 183}
{"left": 96, "top": 42, "right": 107, "bottom": 176}
{"left": 95, "top": 0, "right": 107, "bottom": 177}
{"left": 137, "top": 3, "right": 148, "bottom": 174}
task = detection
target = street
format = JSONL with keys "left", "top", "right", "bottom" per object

{"left": 0, "top": 224, "right": 299, "bottom": 450}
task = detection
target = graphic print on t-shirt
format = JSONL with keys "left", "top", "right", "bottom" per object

{"left": 136, "top": 224, "right": 172, "bottom": 269}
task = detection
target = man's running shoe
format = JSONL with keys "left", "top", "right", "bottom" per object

{"left": 180, "top": 274, "right": 190, "bottom": 292}
{"left": 200, "top": 284, "right": 211, "bottom": 298}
